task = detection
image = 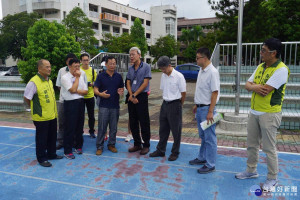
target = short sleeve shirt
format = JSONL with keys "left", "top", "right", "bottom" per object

{"left": 126, "top": 62, "right": 151, "bottom": 92}
{"left": 61, "top": 71, "right": 88, "bottom": 101}
{"left": 194, "top": 63, "right": 220, "bottom": 105}
{"left": 248, "top": 66, "right": 288, "bottom": 89}
{"left": 94, "top": 71, "right": 124, "bottom": 109}
{"left": 160, "top": 69, "right": 186, "bottom": 101}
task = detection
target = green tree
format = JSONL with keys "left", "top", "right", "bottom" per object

{"left": 150, "top": 35, "right": 180, "bottom": 63}
{"left": 180, "top": 25, "right": 204, "bottom": 46}
{"left": 18, "top": 19, "right": 81, "bottom": 83}
{"left": 183, "top": 41, "right": 199, "bottom": 63}
{"left": 209, "top": 0, "right": 300, "bottom": 43}
{"left": 100, "top": 32, "right": 135, "bottom": 53}
{"left": 62, "top": 7, "right": 98, "bottom": 56}
{"left": 208, "top": 0, "right": 239, "bottom": 43}
{"left": 0, "top": 12, "right": 40, "bottom": 60}
{"left": 130, "top": 18, "right": 147, "bottom": 57}
{"left": 261, "top": 0, "right": 300, "bottom": 42}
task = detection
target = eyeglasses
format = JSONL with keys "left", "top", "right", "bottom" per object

{"left": 260, "top": 49, "right": 276, "bottom": 53}
{"left": 196, "top": 56, "right": 205, "bottom": 60}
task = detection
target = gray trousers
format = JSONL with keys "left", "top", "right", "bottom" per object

{"left": 156, "top": 100, "right": 182, "bottom": 155}
{"left": 246, "top": 112, "right": 282, "bottom": 180}
{"left": 57, "top": 101, "right": 64, "bottom": 145}
{"left": 96, "top": 107, "right": 119, "bottom": 150}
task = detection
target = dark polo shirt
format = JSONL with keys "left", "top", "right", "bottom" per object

{"left": 94, "top": 71, "right": 124, "bottom": 109}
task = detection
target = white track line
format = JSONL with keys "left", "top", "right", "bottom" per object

{"left": 0, "top": 170, "right": 162, "bottom": 200}
{"left": 2, "top": 125, "right": 299, "bottom": 155}
{"left": 0, "top": 142, "right": 35, "bottom": 160}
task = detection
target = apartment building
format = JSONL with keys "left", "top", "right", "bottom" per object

{"left": 177, "top": 17, "right": 219, "bottom": 39}
{"left": 1, "top": 0, "right": 177, "bottom": 64}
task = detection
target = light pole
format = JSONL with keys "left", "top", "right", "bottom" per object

{"left": 235, "top": 0, "right": 244, "bottom": 115}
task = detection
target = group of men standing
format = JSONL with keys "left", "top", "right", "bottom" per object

{"left": 24, "top": 38, "right": 289, "bottom": 192}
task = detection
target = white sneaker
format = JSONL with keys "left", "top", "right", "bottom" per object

{"left": 235, "top": 171, "right": 259, "bottom": 179}
{"left": 262, "top": 179, "right": 278, "bottom": 192}
{"left": 125, "top": 134, "right": 133, "bottom": 142}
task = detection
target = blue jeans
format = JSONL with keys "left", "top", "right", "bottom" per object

{"left": 96, "top": 107, "right": 119, "bottom": 150}
{"left": 196, "top": 106, "right": 217, "bottom": 168}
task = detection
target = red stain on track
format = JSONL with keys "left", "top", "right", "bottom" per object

{"left": 82, "top": 163, "right": 90, "bottom": 169}
{"left": 95, "top": 174, "right": 107, "bottom": 182}
{"left": 113, "top": 160, "right": 143, "bottom": 178}
{"left": 217, "top": 149, "right": 248, "bottom": 158}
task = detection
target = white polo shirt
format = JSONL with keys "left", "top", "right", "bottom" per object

{"left": 61, "top": 71, "right": 88, "bottom": 101}
{"left": 160, "top": 68, "right": 186, "bottom": 101}
{"left": 194, "top": 63, "right": 220, "bottom": 105}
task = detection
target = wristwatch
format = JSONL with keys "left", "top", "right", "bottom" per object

{"left": 132, "top": 94, "right": 135, "bottom": 98}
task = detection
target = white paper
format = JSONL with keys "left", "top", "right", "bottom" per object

{"left": 200, "top": 113, "right": 223, "bottom": 130}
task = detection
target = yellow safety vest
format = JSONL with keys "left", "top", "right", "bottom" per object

{"left": 30, "top": 74, "right": 57, "bottom": 121}
{"left": 251, "top": 60, "right": 290, "bottom": 112}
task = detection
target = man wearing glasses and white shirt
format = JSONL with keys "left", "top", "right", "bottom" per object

{"left": 235, "top": 38, "right": 289, "bottom": 192}
{"left": 61, "top": 58, "right": 88, "bottom": 159}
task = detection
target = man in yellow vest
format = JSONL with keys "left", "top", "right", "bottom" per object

{"left": 235, "top": 38, "right": 290, "bottom": 191}
{"left": 80, "top": 53, "right": 97, "bottom": 138}
{"left": 24, "top": 59, "right": 63, "bottom": 167}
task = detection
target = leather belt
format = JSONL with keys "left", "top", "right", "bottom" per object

{"left": 163, "top": 99, "right": 181, "bottom": 104}
{"left": 196, "top": 104, "right": 210, "bottom": 107}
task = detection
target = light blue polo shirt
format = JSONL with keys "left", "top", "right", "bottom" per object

{"left": 126, "top": 62, "right": 151, "bottom": 92}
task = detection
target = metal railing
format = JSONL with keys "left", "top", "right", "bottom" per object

{"left": 90, "top": 52, "right": 130, "bottom": 74}
{"left": 211, "top": 42, "right": 300, "bottom": 69}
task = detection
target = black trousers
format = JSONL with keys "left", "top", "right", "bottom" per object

{"left": 33, "top": 119, "right": 57, "bottom": 163}
{"left": 156, "top": 100, "right": 182, "bottom": 155}
{"left": 128, "top": 92, "right": 151, "bottom": 147}
{"left": 64, "top": 98, "right": 85, "bottom": 154}
{"left": 84, "top": 97, "right": 95, "bottom": 134}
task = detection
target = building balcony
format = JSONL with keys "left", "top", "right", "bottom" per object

{"left": 113, "top": 32, "right": 120, "bottom": 37}
{"left": 147, "top": 38, "right": 151, "bottom": 44}
{"left": 89, "top": 11, "right": 99, "bottom": 19}
{"left": 100, "top": 13, "right": 127, "bottom": 24}
{"left": 20, "top": 0, "right": 61, "bottom": 12}
{"left": 146, "top": 25, "right": 151, "bottom": 31}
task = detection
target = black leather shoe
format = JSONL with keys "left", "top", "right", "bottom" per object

{"left": 189, "top": 158, "right": 206, "bottom": 165}
{"left": 140, "top": 147, "right": 149, "bottom": 155}
{"left": 149, "top": 150, "right": 165, "bottom": 157}
{"left": 49, "top": 155, "right": 63, "bottom": 160}
{"left": 39, "top": 161, "right": 52, "bottom": 167}
{"left": 197, "top": 165, "right": 216, "bottom": 174}
{"left": 128, "top": 146, "right": 142, "bottom": 152}
{"left": 168, "top": 153, "right": 178, "bottom": 161}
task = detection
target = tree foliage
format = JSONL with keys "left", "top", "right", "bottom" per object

{"left": 100, "top": 32, "right": 136, "bottom": 53}
{"left": 182, "top": 32, "right": 217, "bottom": 63}
{"left": 151, "top": 35, "right": 180, "bottom": 63}
{"left": 62, "top": 7, "right": 98, "bottom": 56}
{"left": 209, "top": 0, "right": 300, "bottom": 43}
{"left": 180, "top": 25, "right": 204, "bottom": 46}
{"left": 18, "top": 19, "right": 81, "bottom": 83}
{"left": 0, "top": 12, "right": 40, "bottom": 60}
{"left": 130, "top": 18, "right": 147, "bottom": 57}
